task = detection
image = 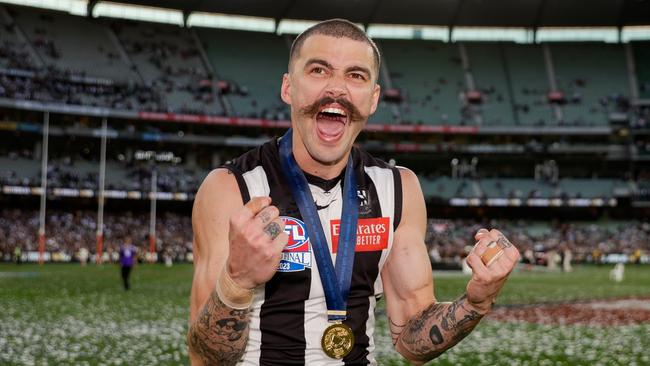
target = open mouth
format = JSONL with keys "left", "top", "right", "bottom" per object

{"left": 316, "top": 105, "right": 348, "bottom": 141}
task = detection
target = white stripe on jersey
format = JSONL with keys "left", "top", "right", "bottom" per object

{"left": 242, "top": 165, "right": 270, "bottom": 198}
{"left": 237, "top": 289, "right": 267, "bottom": 365}
{"left": 237, "top": 166, "right": 270, "bottom": 366}
{"left": 364, "top": 165, "right": 396, "bottom": 295}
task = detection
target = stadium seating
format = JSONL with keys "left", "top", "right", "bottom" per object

{"left": 1, "top": 5, "right": 646, "bottom": 129}
{"left": 0, "top": 156, "right": 39, "bottom": 185}
{"left": 113, "top": 21, "right": 221, "bottom": 115}
{"left": 378, "top": 40, "right": 464, "bottom": 125}
{"left": 633, "top": 41, "right": 650, "bottom": 99}
{"left": 550, "top": 43, "right": 629, "bottom": 126}
{"left": 196, "top": 28, "right": 290, "bottom": 119}
{"left": 0, "top": 152, "right": 208, "bottom": 193}
{"left": 464, "top": 42, "right": 516, "bottom": 126}
{"left": 0, "top": 13, "right": 37, "bottom": 70}
{"left": 10, "top": 6, "right": 136, "bottom": 83}
{"left": 502, "top": 44, "right": 554, "bottom": 126}
{"left": 558, "top": 178, "right": 616, "bottom": 199}
{"left": 479, "top": 178, "right": 557, "bottom": 198}
{"left": 420, "top": 176, "right": 479, "bottom": 200}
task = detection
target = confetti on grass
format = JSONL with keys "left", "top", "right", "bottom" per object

{"left": 1, "top": 264, "right": 649, "bottom": 365}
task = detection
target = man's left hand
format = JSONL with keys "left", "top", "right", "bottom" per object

{"left": 464, "top": 228, "right": 521, "bottom": 313}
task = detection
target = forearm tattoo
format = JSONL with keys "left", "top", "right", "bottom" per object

{"left": 394, "top": 294, "right": 483, "bottom": 362}
{"left": 188, "top": 289, "right": 251, "bottom": 365}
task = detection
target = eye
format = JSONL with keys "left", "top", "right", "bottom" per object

{"left": 349, "top": 73, "right": 367, "bottom": 81}
{"left": 310, "top": 67, "right": 327, "bottom": 75}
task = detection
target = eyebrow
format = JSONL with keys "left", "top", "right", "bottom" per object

{"left": 304, "top": 58, "right": 372, "bottom": 78}
{"left": 304, "top": 58, "right": 333, "bottom": 70}
{"left": 346, "top": 65, "right": 371, "bottom": 77}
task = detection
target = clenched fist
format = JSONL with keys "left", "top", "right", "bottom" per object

{"left": 226, "top": 196, "right": 289, "bottom": 290}
{"left": 464, "top": 228, "right": 521, "bottom": 313}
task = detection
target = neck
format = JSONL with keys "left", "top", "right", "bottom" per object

{"left": 290, "top": 137, "right": 350, "bottom": 181}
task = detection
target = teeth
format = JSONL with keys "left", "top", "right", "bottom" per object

{"left": 321, "top": 107, "right": 347, "bottom": 116}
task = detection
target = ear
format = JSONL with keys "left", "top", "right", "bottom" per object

{"left": 281, "top": 73, "right": 292, "bottom": 105}
{"left": 369, "top": 83, "right": 380, "bottom": 115}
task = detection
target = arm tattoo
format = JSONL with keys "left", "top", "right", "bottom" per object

{"left": 389, "top": 317, "right": 406, "bottom": 345}
{"left": 188, "top": 288, "right": 251, "bottom": 365}
{"left": 397, "top": 294, "right": 483, "bottom": 362}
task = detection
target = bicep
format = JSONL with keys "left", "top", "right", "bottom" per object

{"left": 189, "top": 168, "right": 244, "bottom": 323}
{"left": 382, "top": 168, "right": 435, "bottom": 328}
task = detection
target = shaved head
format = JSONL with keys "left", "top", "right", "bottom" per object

{"left": 289, "top": 18, "right": 381, "bottom": 78}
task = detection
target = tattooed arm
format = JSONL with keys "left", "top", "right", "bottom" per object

{"left": 382, "top": 169, "right": 519, "bottom": 364}
{"left": 188, "top": 288, "right": 251, "bottom": 365}
{"left": 391, "top": 295, "right": 485, "bottom": 362}
{"left": 188, "top": 169, "right": 248, "bottom": 366}
{"left": 188, "top": 169, "right": 288, "bottom": 365}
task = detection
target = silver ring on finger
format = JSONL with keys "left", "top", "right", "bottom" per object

{"left": 497, "top": 235, "right": 513, "bottom": 248}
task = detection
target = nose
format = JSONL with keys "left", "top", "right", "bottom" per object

{"left": 323, "top": 73, "right": 348, "bottom": 99}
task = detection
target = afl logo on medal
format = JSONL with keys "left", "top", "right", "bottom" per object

{"left": 278, "top": 216, "right": 312, "bottom": 272}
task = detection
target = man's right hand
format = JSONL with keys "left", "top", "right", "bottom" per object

{"left": 226, "top": 196, "right": 289, "bottom": 290}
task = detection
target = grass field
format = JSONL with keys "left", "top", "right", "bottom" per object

{"left": 1, "top": 263, "right": 649, "bottom": 365}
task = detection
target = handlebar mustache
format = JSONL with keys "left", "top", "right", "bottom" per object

{"left": 299, "top": 96, "right": 365, "bottom": 123}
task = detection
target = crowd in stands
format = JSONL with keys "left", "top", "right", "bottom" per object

{"left": 0, "top": 209, "right": 192, "bottom": 263}
{"left": 631, "top": 105, "right": 650, "bottom": 129}
{"left": 1, "top": 9, "right": 647, "bottom": 126}
{"left": 425, "top": 219, "right": 649, "bottom": 265}
{"left": 115, "top": 24, "right": 218, "bottom": 115}
{"left": 0, "top": 29, "right": 216, "bottom": 114}
{"left": 0, "top": 149, "right": 204, "bottom": 193}
{"left": 0, "top": 69, "right": 165, "bottom": 111}
{"left": 121, "top": 163, "right": 203, "bottom": 192}
{"left": 0, "top": 39, "right": 39, "bottom": 72}
{"left": 1, "top": 209, "right": 647, "bottom": 265}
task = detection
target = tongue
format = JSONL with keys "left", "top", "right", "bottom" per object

{"left": 316, "top": 117, "right": 345, "bottom": 137}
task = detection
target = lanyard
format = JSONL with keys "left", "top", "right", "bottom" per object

{"left": 279, "top": 128, "right": 359, "bottom": 322}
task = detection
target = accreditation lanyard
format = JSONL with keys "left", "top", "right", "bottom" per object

{"left": 279, "top": 128, "right": 359, "bottom": 322}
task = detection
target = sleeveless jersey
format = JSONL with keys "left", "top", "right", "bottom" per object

{"left": 224, "top": 137, "right": 403, "bottom": 365}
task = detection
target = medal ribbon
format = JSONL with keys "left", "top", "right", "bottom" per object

{"left": 279, "top": 128, "right": 358, "bottom": 322}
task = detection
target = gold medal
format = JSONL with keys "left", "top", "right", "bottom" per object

{"left": 321, "top": 322, "right": 354, "bottom": 359}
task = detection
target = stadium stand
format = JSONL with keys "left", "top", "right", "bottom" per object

{"left": 0, "top": 145, "right": 208, "bottom": 193}
{"left": 0, "top": 2, "right": 648, "bottom": 266}
{"left": 425, "top": 218, "right": 649, "bottom": 264}
{"left": 478, "top": 178, "right": 557, "bottom": 199}
{"left": 550, "top": 43, "right": 630, "bottom": 126}
{"left": 196, "top": 28, "right": 289, "bottom": 119}
{"left": 378, "top": 40, "right": 464, "bottom": 125}
{"left": 1, "top": 208, "right": 646, "bottom": 265}
{"left": 113, "top": 20, "right": 220, "bottom": 115}
{"left": 501, "top": 44, "right": 554, "bottom": 126}
{"left": 9, "top": 6, "right": 136, "bottom": 83}
{"left": 0, "top": 4, "right": 646, "bottom": 129}
{"left": 464, "top": 42, "right": 516, "bottom": 126}
{"left": 634, "top": 41, "right": 650, "bottom": 99}
{"left": 0, "top": 209, "right": 192, "bottom": 262}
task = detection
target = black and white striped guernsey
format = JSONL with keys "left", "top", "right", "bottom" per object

{"left": 223, "top": 136, "right": 403, "bottom": 365}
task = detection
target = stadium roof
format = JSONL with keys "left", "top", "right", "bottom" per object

{"left": 110, "top": 0, "right": 650, "bottom": 27}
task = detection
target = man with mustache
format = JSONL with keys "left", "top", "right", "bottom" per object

{"left": 188, "top": 19, "right": 520, "bottom": 365}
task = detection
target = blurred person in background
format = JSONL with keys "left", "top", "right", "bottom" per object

{"left": 78, "top": 246, "right": 89, "bottom": 266}
{"left": 13, "top": 244, "right": 21, "bottom": 264}
{"left": 119, "top": 236, "right": 137, "bottom": 291}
